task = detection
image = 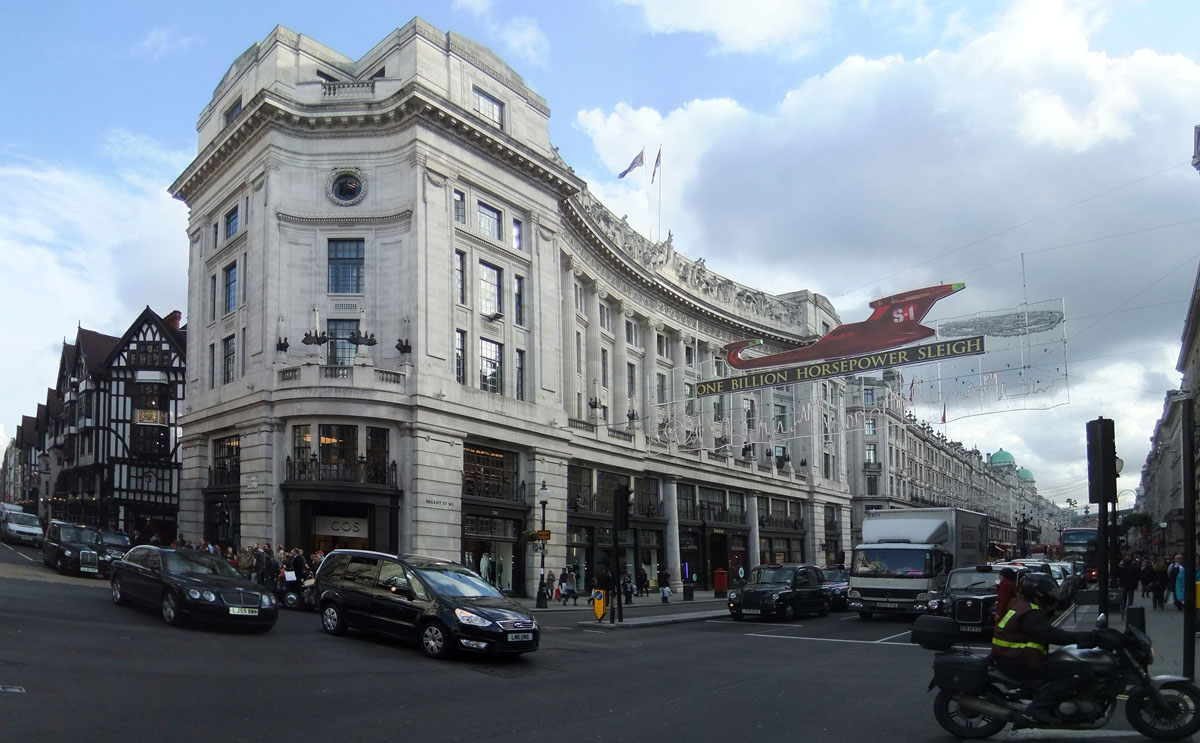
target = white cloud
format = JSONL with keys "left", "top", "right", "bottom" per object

{"left": 451, "top": 0, "right": 493, "bottom": 16}
{"left": 0, "top": 131, "right": 189, "bottom": 453}
{"left": 131, "top": 29, "right": 200, "bottom": 60}
{"left": 574, "top": 0, "right": 1200, "bottom": 506}
{"left": 619, "top": 0, "right": 834, "bottom": 57}
{"left": 498, "top": 17, "right": 550, "bottom": 67}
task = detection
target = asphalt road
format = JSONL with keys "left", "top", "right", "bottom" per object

{"left": 0, "top": 540, "right": 1181, "bottom": 742}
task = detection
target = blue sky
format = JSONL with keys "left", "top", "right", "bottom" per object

{"left": 4, "top": 0, "right": 1200, "bottom": 510}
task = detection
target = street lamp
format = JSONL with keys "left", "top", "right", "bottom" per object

{"left": 535, "top": 481, "right": 549, "bottom": 609}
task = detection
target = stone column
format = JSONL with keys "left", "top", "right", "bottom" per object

{"left": 585, "top": 285, "right": 603, "bottom": 423}
{"left": 611, "top": 299, "right": 630, "bottom": 427}
{"left": 663, "top": 474, "right": 682, "bottom": 592}
{"left": 747, "top": 490, "right": 760, "bottom": 570}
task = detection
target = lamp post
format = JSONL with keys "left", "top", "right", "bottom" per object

{"left": 535, "top": 481, "right": 549, "bottom": 609}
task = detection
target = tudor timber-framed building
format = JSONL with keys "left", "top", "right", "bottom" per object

{"left": 169, "top": 20, "right": 853, "bottom": 597}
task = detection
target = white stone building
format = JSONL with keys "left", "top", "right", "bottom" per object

{"left": 169, "top": 20, "right": 852, "bottom": 596}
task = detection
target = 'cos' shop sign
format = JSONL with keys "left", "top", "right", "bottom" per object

{"left": 313, "top": 516, "right": 368, "bottom": 537}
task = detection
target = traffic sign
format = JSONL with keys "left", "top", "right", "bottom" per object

{"left": 536, "top": 530, "right": 551, "bottom": 541}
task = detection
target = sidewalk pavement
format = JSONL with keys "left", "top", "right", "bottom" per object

{"left": 1066, "top": 594, "right": 1197, "bottom": 678}
{"left": 515, "top": 588, "right": 731, "bottom": 628}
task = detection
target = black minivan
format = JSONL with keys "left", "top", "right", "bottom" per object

{"left": 314, "top": 549, "right": 539, "bottom": 659}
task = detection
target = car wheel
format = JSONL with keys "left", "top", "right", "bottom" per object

{"left": 321, "top": 602, "right": 347, "bottom": 635}
{"left": 781, "top": 603, "right": 796, "bottom": 621}
{"left": 55, "top": 555, "right": 67, "bottom": 575}
{"left": 111, "top": 576, "right": 129, "bottom": 606}
{"left": 420, "top": 621, "right": 454, "bottom": 659}
{"left": 161, "top": 591, "right": 182, "bottom": 626}
{"left": 283, "top": 591, "right": 301, "bottom": 610}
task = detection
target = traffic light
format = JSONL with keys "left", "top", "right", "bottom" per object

{"left": 614, "top": 484, "right": 632, "bottom": 530}
{"left": 1086, "top": 417, "right": 1117, "bottom": 504}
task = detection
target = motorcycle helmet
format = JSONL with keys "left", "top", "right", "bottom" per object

{"left": 1019, "top": 572, "right": 1058, "bottom": 606}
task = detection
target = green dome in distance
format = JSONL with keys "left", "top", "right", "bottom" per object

{"left": 1018, "top": 467, "right": 1034, "bottom": 480}
{"left": 990, "top": 448, "right": 1016, "bottom": 465}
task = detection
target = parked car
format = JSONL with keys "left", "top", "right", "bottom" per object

{"left": 927, "top": 564, "right": 1027, "bottom": 636}
{"left": 314, "top": 550, "right": 539, "bottom": 659}
{"left": 821, "top": 565, "right": 850, "bottom": 611}
{"left": 110, "top": 545, "right": 278, "bottom": 630}
{"left": 1047, "top": 561, "right": 1079, "bottom": 607}
{"left": 100, "top": 531, "right": 132, "bottom": 562}
{"left": 0, "top": 507, "right": 44, "bottom": 547}
{"left": 42, "top": 520, "right": 103, "bottom": 576}
{"left": 726, "top": 564, "right": 830, "bottom": 621}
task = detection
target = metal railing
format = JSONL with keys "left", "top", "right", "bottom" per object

{"left": 284, "top": 457, "right": 397, "bottom": 486}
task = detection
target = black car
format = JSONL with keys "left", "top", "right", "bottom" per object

{"left": 927, "top": 565, "right": 1027, "bottom": 636}
{"left": 727, "top": 564, "right": 830, "bottom": 621}
{"left": 314, "top": 549, "right": 539, "bottom": 659}
{"left": 821, "top": 565, "right": 850, "bottom": 611}
{"left": 109, "top": 545, "right": 278, "bottom": 630}
{"left": 42, "top": 520, "right": 103, "bottom": 577}
{"left": 99, "top": 531, "right": 132, "bottom": 574}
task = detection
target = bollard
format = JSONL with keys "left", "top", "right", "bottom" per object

{"left": 683, "top": 583, "right": 695, "bottom": 601}
{"left": 1126, "top": 605, "right": 1146, "bottom": 633}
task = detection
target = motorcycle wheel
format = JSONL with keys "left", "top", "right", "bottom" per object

{"left": 1126, "top": 681, "right": 1200, "bottom": 741}
{"left": 933, "top": 689, "right": 1007, "bottom": 739}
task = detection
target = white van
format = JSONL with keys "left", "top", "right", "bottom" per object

{"left": 0, "top": 504, "right": 44, "bottom": 546}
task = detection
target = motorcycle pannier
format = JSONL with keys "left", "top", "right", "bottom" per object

{"left": 910, "top": 615, "right": 958, "bottom": 651}
{"left": 933, "top": 653, "right": 989, "bottom": 694}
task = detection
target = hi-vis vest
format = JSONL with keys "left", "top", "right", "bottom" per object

{"left": 992, "top": 599, "right": 1049, "bottom": 668}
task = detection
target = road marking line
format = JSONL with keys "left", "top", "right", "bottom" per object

{"left": 745, "top": 633, "right": 920, "bottom": 647}
{"left": 0, "top": 543, "right": 35, "bottom": 561}
{"left": 0, "top": 685, "right": 26, "bottom": 693}
{"left": 877, "top": 630, "right": 911, "bottom": 643}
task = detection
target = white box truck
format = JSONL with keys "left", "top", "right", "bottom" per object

{"left": 848, "top": 507, "right": 988, "bottom": 619}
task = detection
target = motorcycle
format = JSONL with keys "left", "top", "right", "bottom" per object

{"left": 911, "top": 613, "right": 1200, "bottom": 740}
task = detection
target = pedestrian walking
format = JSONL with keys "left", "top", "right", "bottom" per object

{"left": 1117, "top": 556, "right": 1141, "bottom": 608}
{"left": 561, "top": 568, "right": 578, "bottom": 605}
{"left": 1150, "top": 556, "right": 1168, "bottom": 609}
{"left": 658, "top": 568, "right": 671, "bottom": 603}
{"left": 1168, "top": 554, "right": 1184, "bottom": 610}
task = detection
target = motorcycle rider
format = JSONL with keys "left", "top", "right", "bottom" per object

{"left": 990, "top": 572, "right": 1122, "bottom": 724}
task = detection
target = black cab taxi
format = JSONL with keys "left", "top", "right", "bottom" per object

{"left": 727, "top": 563, "right": 830, "bottom": 621}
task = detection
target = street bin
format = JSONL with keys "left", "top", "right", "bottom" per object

{"left": 713, "top": 569, "right": 728, "bottom": 599}
{"left": 1126, "top": 605, "right": 1146, "bottom": 633}
{"left": 683, "top": 582, "right": 695, "bottom": 601}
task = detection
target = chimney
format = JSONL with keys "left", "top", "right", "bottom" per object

{"left": 165, "top": 310, "right": 182, "bottom": 330}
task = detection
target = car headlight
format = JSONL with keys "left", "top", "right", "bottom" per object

{"left": 260, "top": 593, "right": 276, "bottom": 608}
{"left": 728, "top": 591, "right": 739, "bottom": 601}
{"left": 64, "top": 549, "right": 73, "bottom": 558}
{"left": 848, "top": 589, "right": 861, "bottom": 599}
{"left": 771, "top": 591, "right": 783, "bottom": 601}
{"left": 928, "top": 599, "right": 941, "bottom": 611}
{"left": 187, "top": 588, "right": 201, "bottom": 599}
{"left": 454, "top": 608, "right": 493, "bottom": 627}
{"left": 101, "top": 554, "right": 112, "bottom": 561}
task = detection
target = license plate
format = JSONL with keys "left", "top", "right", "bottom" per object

{"left": 742, "top": 609, "right": 761, "bottom": 615}
{"left": 877, "top": 602, "right": 898, "bottom": 608}
{"left": 508, "top": 632, "right": 532, "bottom": 642}
{"left": 229, "top": 607, "right": 259, "bottom": 616}
{"left": 81, "top": 566, "right": 98, "bottom": 573}
{"left": 961, "top": 626, "right": 982, "bottom": 632}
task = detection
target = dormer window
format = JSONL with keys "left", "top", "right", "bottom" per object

{"left": 473, "top": 88, "right": 503, "bottom": 128}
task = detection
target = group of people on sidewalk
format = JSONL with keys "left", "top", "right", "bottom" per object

{"left": 551, "top": 566, "right": 675, "bottom": 607}
{"left": 1116, "top": 552, "right": 1199, "bottom": 611}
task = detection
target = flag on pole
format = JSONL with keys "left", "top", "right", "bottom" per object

{"left": 941, "top": 403, "right": 947, "bottom": 424}
{"left": 617, "top": 148, "right": 645, "bottom": 179}
{"left": 651, "top": 146, "right": 662, "bottom": 183}
{"left": 908, "top": 377, "right": 916, "bottom": 402}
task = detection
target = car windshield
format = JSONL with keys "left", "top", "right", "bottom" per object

{"left": 9, "top": 513, "right": 39, "bottom": 527}
{"left": 748, "top": 566, "right": 795, "bottom": 584}
{"left": 822, "top": 569, "right": 849, "bottom": 582}
{"left": 415, "top": 566, "right": 504, "bottom": 598}
{"left": 163, "top": 550, "right": 242, "bottom": 578}
{"left": 947, "top": 571, "right": 999, "bottom": 591}
{"left": 60, "top": 526, "right": 101, "bottom": 544}
{"left": 101, "top": 531, "right": 131, "bottom": 547}
{"left": 851, "top": 548, "right": 932, "bottom": 578}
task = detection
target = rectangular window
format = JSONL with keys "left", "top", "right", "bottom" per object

{"left": 626, "top": 362, "right": 636, "bottom": 400}
{"left": 598, "top": 302, "right": 611, "bottom": 331}
{"left": 513, "top": 275, "right": 525, "bottom": 326}
{"left": 223, "top": 263, "right": 237, "bottom": 315}
{"left": 366, "top": 427, "right": 389, "bottom": 484}
{"left": 866, "top": 443, "right": 877, "bottom": 464}
{"left": 328, "top": 239, "right": 365, "bottom": 294}
{"left": 863, "top": 387, "right": 875, "bottom": 405}
{"left": 131, "top": 424, "right": 169, "bottom": 458}
{"left": 656, "top": 333, "right": 672, "bottom": 360}
{"left": 326, "top": 319, "right": 358, "bottom": 366}
{"left": 318, "top": 424, "right": 358, "bottom": 471}
{"left": 479, "top": 338, "right": 503, "bottom": 393}
{"left": 515, "top": 349, "right": 526, "bottom": 401}
{"left": 575, "top": 332, "right": 582, "bottom": 373}
{"left": 212, "top": 223, "right": 218, "bottom": 250}
{"left": 573, "top": 284, "right": 584, "bottom": 313}
{"left": 512, "top": 218, "right": 523, "bottom": 251}
{"left": 455, "top": 329, "right": 467, "bottom": 384}
{"left": 656, "top": 373, "right": 667, "bottom": 404}
{"left": 685, "top": 346, "right": 696, "bottom": 366}
{"left": 866, "top": 474, "right": 879, "bottom": 496}
{"left": 865, "top": 418, "right": 876, "bottom": 436}
{"left": 774, "top": 404, "right": 787, "bottom": 433}
{"left": 625, "top": 320, "right": 640, "bottom": 347}
{"left": 478, "top": 262, "right": 501, "bottom": 317}
{"left": 455, "top": 251, "right": 466, "bottom": 304}
{"left": 292, "top": 425, "right": 311, "bottom": 462}
{"left": 601, "top": 348, "right": 610, "bottom": 389}
{"left": 221, "top": 335, "right": 236, "bottom": 384}
{"left": 477, "top": 202, "right": 501, "bottom": 241}
{"left": 453, "top": 190, "right": 466, "bottom": 224}
{"left": 473, "top": 88, "right": 504, "bottom": 128}
{"left": 208, "top": 344, "right": 215, "bottom": 390}
{"left": 224, "top": 97, "right": 242, "bottom": 126}
{"left": 213, "top": 435, "right": 240, "bottom": 479}
{"left": 821, "top": 321, "right": 831, "bottom": 335}
{"left": 209, "top": 275, "right": 217, "bottom": 322}
{"left": 224, "top": 206, "right": 239, "bottom": 239}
